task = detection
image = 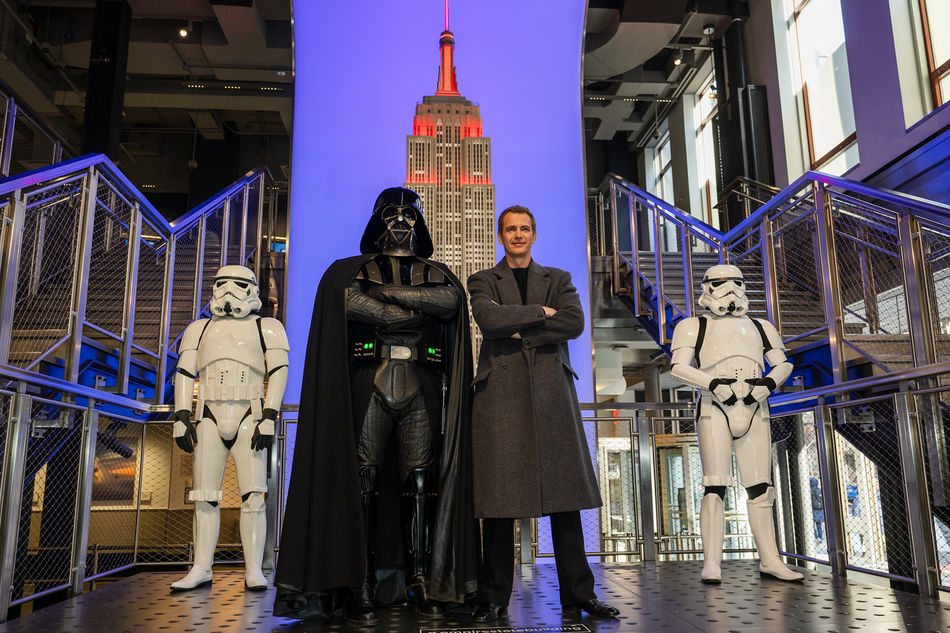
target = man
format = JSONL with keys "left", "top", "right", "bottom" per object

{"left": 467, "top": 205, "right": 619, "bottom": 622}
{"left": 273, "top": 188, "right": 478, "bottom": 625}
{"left": 171, "top": 265, "right": 289, "bottom": 592}
{"left": 670, "top": 264, "right": 803, "bottom": 584}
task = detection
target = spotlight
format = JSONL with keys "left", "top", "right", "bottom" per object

{"left": 179, "top": 21, "right": 192, "bottom": 38}
{"left": 673, "top": 54, "right": 682, "bottom": 66}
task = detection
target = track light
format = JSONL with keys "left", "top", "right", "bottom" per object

{"left": 673, "top": 54, "right": 682, "bottom": 66}
{"left": 179, "top": 21, "right": 192, "bottom": 38}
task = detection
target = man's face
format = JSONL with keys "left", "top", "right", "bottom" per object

{"left": 497, "top": 212, "right": 536, "bottom": 259}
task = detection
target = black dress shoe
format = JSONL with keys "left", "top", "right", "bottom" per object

{"left": 472, "top": 601, "right": 508, "bottom": 622}
{"left": 563, "top": 597, "right": 620, "bottom": 619}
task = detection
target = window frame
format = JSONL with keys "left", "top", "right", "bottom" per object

{"left": 917, "top": 0, "right": 950, "bottom": 108}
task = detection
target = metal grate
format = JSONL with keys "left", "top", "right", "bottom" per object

{"left": 132, "top": 219, "right": 168, "bottom": 355}
{"left": 133, "top": 422, "right": 244, "bottom": 565}
{"left": 831, "top": 200, "right": 911, "bottom": 371}
{"left": 14, "top": 403, "right": 83, "bottom": 604}
{"left": 200, "top": 206, "right": 224, "bottom": 310}
{"left": 772, "top": 207, "right": 824, "bottom": 339}
{"left": 770, "top": 411, "right": 828, "bottom": 562}
{"left": 85, "top": 414, "right": 140, "bottom": 578}
{"left": 85, "top": 178, "right": 134, "bottom": 338}
{"left": 168, "top": 222, "right": 200, "bottom": 346}
{"left": 595, "top": 417, "right": 639, "bottom": 562}
{"left": 913, "top": 389, "right": 950, "bottom": 589}
{"left": 919, "top": 221, "right": 950, "bottom": 363}
{"left": 9, "top": 110, "right": 56, "bottom": 177}
{"left": 9, "top": 176, "right": 85, "bottom": 368}
{"left": 831, "top": 398, "right": 913, "bottom": 580}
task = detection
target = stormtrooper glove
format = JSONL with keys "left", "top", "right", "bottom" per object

{"left": 173, "top": 410, "right": 197, "bottom": 453}
{"left": 251, "top": 408, "right": 278, "bottom": 451}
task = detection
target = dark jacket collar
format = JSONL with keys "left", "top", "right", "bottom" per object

{"left": 491, "top": 258, "right": 551, "bottom": 306}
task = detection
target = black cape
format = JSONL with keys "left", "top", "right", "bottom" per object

{"left": 274, "top": 254, "right": 478, "bottom": 614}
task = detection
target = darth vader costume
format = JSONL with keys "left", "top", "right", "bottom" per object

{"left": 274, "top": 188, "right": 478, "bottom": 622}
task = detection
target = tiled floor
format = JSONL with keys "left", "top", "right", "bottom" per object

{"left": 2, "top": 559, "right": 949, "bottom": 632}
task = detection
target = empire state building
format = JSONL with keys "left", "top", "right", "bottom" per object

{"left": 404, "top": 19, "right": 495, "bottom": 300}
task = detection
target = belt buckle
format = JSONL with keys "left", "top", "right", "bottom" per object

{"left": 390, "top": 345, "right": 412, "bottom": 360}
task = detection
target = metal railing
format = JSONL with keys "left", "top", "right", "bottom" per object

{"left": 0, "top": 154, "right": 277, "bottom": 403}
{"left": 597, "top": 171, "right": 950, "bottom": 376}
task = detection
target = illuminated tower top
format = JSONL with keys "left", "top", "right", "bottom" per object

{"left": 435, "top": 1, "right": 460, "bottom": 96}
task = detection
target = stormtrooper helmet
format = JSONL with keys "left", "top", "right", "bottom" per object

{"left": 209, "top": 265, "right": 262, "bottom": 318}
{"left": 698, "top": 264, "right": 748, "bottom": 316}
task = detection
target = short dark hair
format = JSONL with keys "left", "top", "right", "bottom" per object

{"left": 497, "top": 205, "right": 536, "bottom": 235}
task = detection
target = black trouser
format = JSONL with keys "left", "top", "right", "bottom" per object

{"left": 478, "top": 511, "right": 595, "bottom": 607}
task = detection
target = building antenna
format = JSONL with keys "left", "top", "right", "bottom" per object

{"left": 445, "top": 0, "right": 449, "bottom": 31}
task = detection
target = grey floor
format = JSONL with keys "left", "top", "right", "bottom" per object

{"left": 2, "top": 559, "right": 950, "bottom": 632}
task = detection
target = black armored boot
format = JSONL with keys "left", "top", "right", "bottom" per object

{"left": 348, "top": 468, "right": 379, "bottom": 627}
{"left": 402, "top": 467, "right": 444, "bottom": 619}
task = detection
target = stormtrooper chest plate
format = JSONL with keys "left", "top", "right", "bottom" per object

{"left": 697, "top": 317, "right": 765, "bottom": 378}
{"left": 196, "top": 318, "right": 265, "bottom": 402}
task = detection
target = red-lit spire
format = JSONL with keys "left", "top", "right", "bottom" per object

{"left": 435, "top": 0, "right": 460, "bottom": 96}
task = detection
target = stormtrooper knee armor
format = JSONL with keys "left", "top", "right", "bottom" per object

{"left": 171, "top": 265, "right": 289, "bottom": 591}
{"left": 671, "top": 265, "right": 802, "bottom": 583}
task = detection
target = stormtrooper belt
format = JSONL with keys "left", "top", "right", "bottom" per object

{"left": 352, "top": 340, "right": 443, "bottom": 366}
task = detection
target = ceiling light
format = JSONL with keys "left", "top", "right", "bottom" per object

{"left": 703, "top": 23, "right": 715, "bottom": 36}
{"left": 179, "top": 21, "right": 193, "bottom": 38}
{"left": 673, "top": 54, "right": 682, "bottom": 66}
{"left": 276, "top": 70, "right": 287, "bottom": 77}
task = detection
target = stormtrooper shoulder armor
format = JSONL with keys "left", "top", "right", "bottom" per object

{"left": 259, "top": 317, "right": 289, "bottom": 351}
{"left": 754, "top": 318, "right": 786, "bottom": 352}
{"left": 180, "top": 319, "right": 211, "bottom": 354}
{"left": 671, "top": 317, "right": 701, "bottom": 351}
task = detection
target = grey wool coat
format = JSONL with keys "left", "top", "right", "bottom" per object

{"left": 467, "top": 258, "right": 602, "bottom": 518}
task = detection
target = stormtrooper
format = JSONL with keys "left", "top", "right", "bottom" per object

{"left": 670, "top": 264, "right": 803, "bottom": 584}
{"left": 170, "top": 265, "right": 289, "bottom": 591}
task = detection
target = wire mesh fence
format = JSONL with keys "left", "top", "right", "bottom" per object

{"left": 918, "top": 221, "right": 950, "bottom": 364}
{"left": 13, "top": 402, "right": 83, "bottom": 605}
{"left": 245, "top": 178, "right": 262, "bottom": 267}
{"left": 200, "top": 206, "right": 225, "bottom": 310}
{"left": 772, "top": 207, "right": 824, "bottom": 339}
{"left": 831, "top": 398, "right": 912, "bottom": 580}
{"left": 168, "top": 222, "right": 201, "bottom": 346}
{"left": 594, "top": 416, "right": 640, "bottom": 561}
{"left": 771, "top": 410, "right": 828, "bottom": 562}
{"left": 85, "top": 178, "right": 134, "bottom": 338}
{"left": 227, "top": 188, "right": 245, "bottom": 265}
{"left": 132, "top": 219, "right": 169, "bottom": 356}
{"left": 914, "top": 389, "right": 950, "bottom": 589}
{"left": 724, "top": 231, "right": 768, "bottom": 322}
{"left": 830, "top": 199, "right": 911, "bottom": 371}
{"left": 9, "top": 176, "right": 86, "bottom": 369}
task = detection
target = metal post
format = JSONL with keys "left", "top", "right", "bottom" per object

{"left": 0, "top": 100, "right": 16, "bottom": 177}
{"left": 0, "top": 389, "right": 31, "bottom": 622}
{"left": 652, "top": 205, "right": 666, "bottom": 344}
{"left": 608, "top": 181, "right": 622, "bottom": 298}
{"left": 893, "top": 390, "right": 939, "bottom": 599}
{"left": 70, "top": 405, "right": 99, "bottom": 596}
{"left": 628, "top": 192, "right": 641, "bottom": 316}
{"left": 117, "top": 202, "right": 142, "bottom": 396}
{"left": 66, "top": 168, "right": 99, "bottom": 384}
{"left": 193, "top": 216, "right": 207, "bottom": 319}
{"left": 898, "top": 214, "right": 936, "bottom": 368}
{"left": 253, "top": 176, "right": 265, "bottom": 273}
{"left": 239, "top": 183, "right": 249, "bottom": 264}
{"left": 813, "top": 402, "right": 847, "bottom": 576}
{"left": 132, "top": 424, "right": 146, "bottom": 564}
{"left": 28, "top": 206, "right": 46, "bottom": 296}
{"left": 681, "top": 228, "right": 695, "bottom": 319}
{"left": 812, "top": 183, "right": 847, "bottom": 385}
{"left": 637, "top": 409, "right": 657, "bottom": 562}
{"left": 220, "top": 197, "right": 230, "bottom": 268}
{"left": 519, "top": 518, "right": 533, "bottom": 564}
{"left": 0, "top": 191, "right": 27, "bottom": 365}
{"left": 155, "top": 236, "right": 175, "bottom": 403}
{"left": 760, "top": 217, "right": 781, "bottom": 331}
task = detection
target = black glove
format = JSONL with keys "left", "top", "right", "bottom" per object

{"left": 743, "top": 377, "right": 777, "bottom": 405}
{"left": 708, "top": 378, "right": 738, "bottom": 406}
{"left": 174, "top": 409, "right": 197, "bottom": 453}
{"left": 251, "top": 408, "right": 279, "bottom": 451}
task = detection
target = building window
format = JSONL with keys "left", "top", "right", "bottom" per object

{"left": 653, "top": 133, "right": 674, "bottom": 205}
{"left": 786, "top": 0, "right": 858, "bottom": 172}
{"left": 918, "top": 0, "right": 950, "bottom": 107}
{"left": 693, "top": 71, "right": 719, "bottom": 228}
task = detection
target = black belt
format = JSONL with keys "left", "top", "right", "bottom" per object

{"left": 352, "top": 340, "right": 443, "bottom": 366}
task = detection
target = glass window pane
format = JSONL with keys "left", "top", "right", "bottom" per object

{"left": 940, "top": 73, "right": 950, "bottom": 104}
{"left": 923, "top": 0, "right": 950, "bottom": 69}
{"left": 796, "top": 0, "right": 856, "bottom": 161}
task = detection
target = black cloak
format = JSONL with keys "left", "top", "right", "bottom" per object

{"left": 273, "top": 253, "right": 478, "bottom": 616}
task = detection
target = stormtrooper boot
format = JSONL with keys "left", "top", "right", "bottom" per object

{"left": 171, "top": 501, "right": 219, "bottom": 590}
{"left": 747, "top": 489, "right": 804, "bottom": 581}
{"left": 241, "top": 492, "right": 268, "bottom": 590}
{"left": 700, "top": 493, "right": 725, "bottom": 584}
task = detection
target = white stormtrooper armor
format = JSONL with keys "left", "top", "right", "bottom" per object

{"left": 170, "top": 265, "right": 289, "bottom": 591}
{"left": 670, "top": 265, "right": 802, "bottom": 584}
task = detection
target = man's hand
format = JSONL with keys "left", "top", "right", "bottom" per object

{"left": 708, "top": 378, "right": 738, "bottom": 406}
{"left": 173, "top": 410, "right": 197, "bottom": 453}
{"left": 543, "top": 306, "right": 557, "bottom": 317}
{"left": 251, "top": 409, "right": 278, "bottom": 451}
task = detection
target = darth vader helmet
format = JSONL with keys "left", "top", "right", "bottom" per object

{"left": 209, "top": 265, "right": 262, "bottom": 318}
{"left": 698, "top": 264, "right": 748, "bottom": 316}
{"left": 359, "top": 187, "right": 433, "bottom": 258}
